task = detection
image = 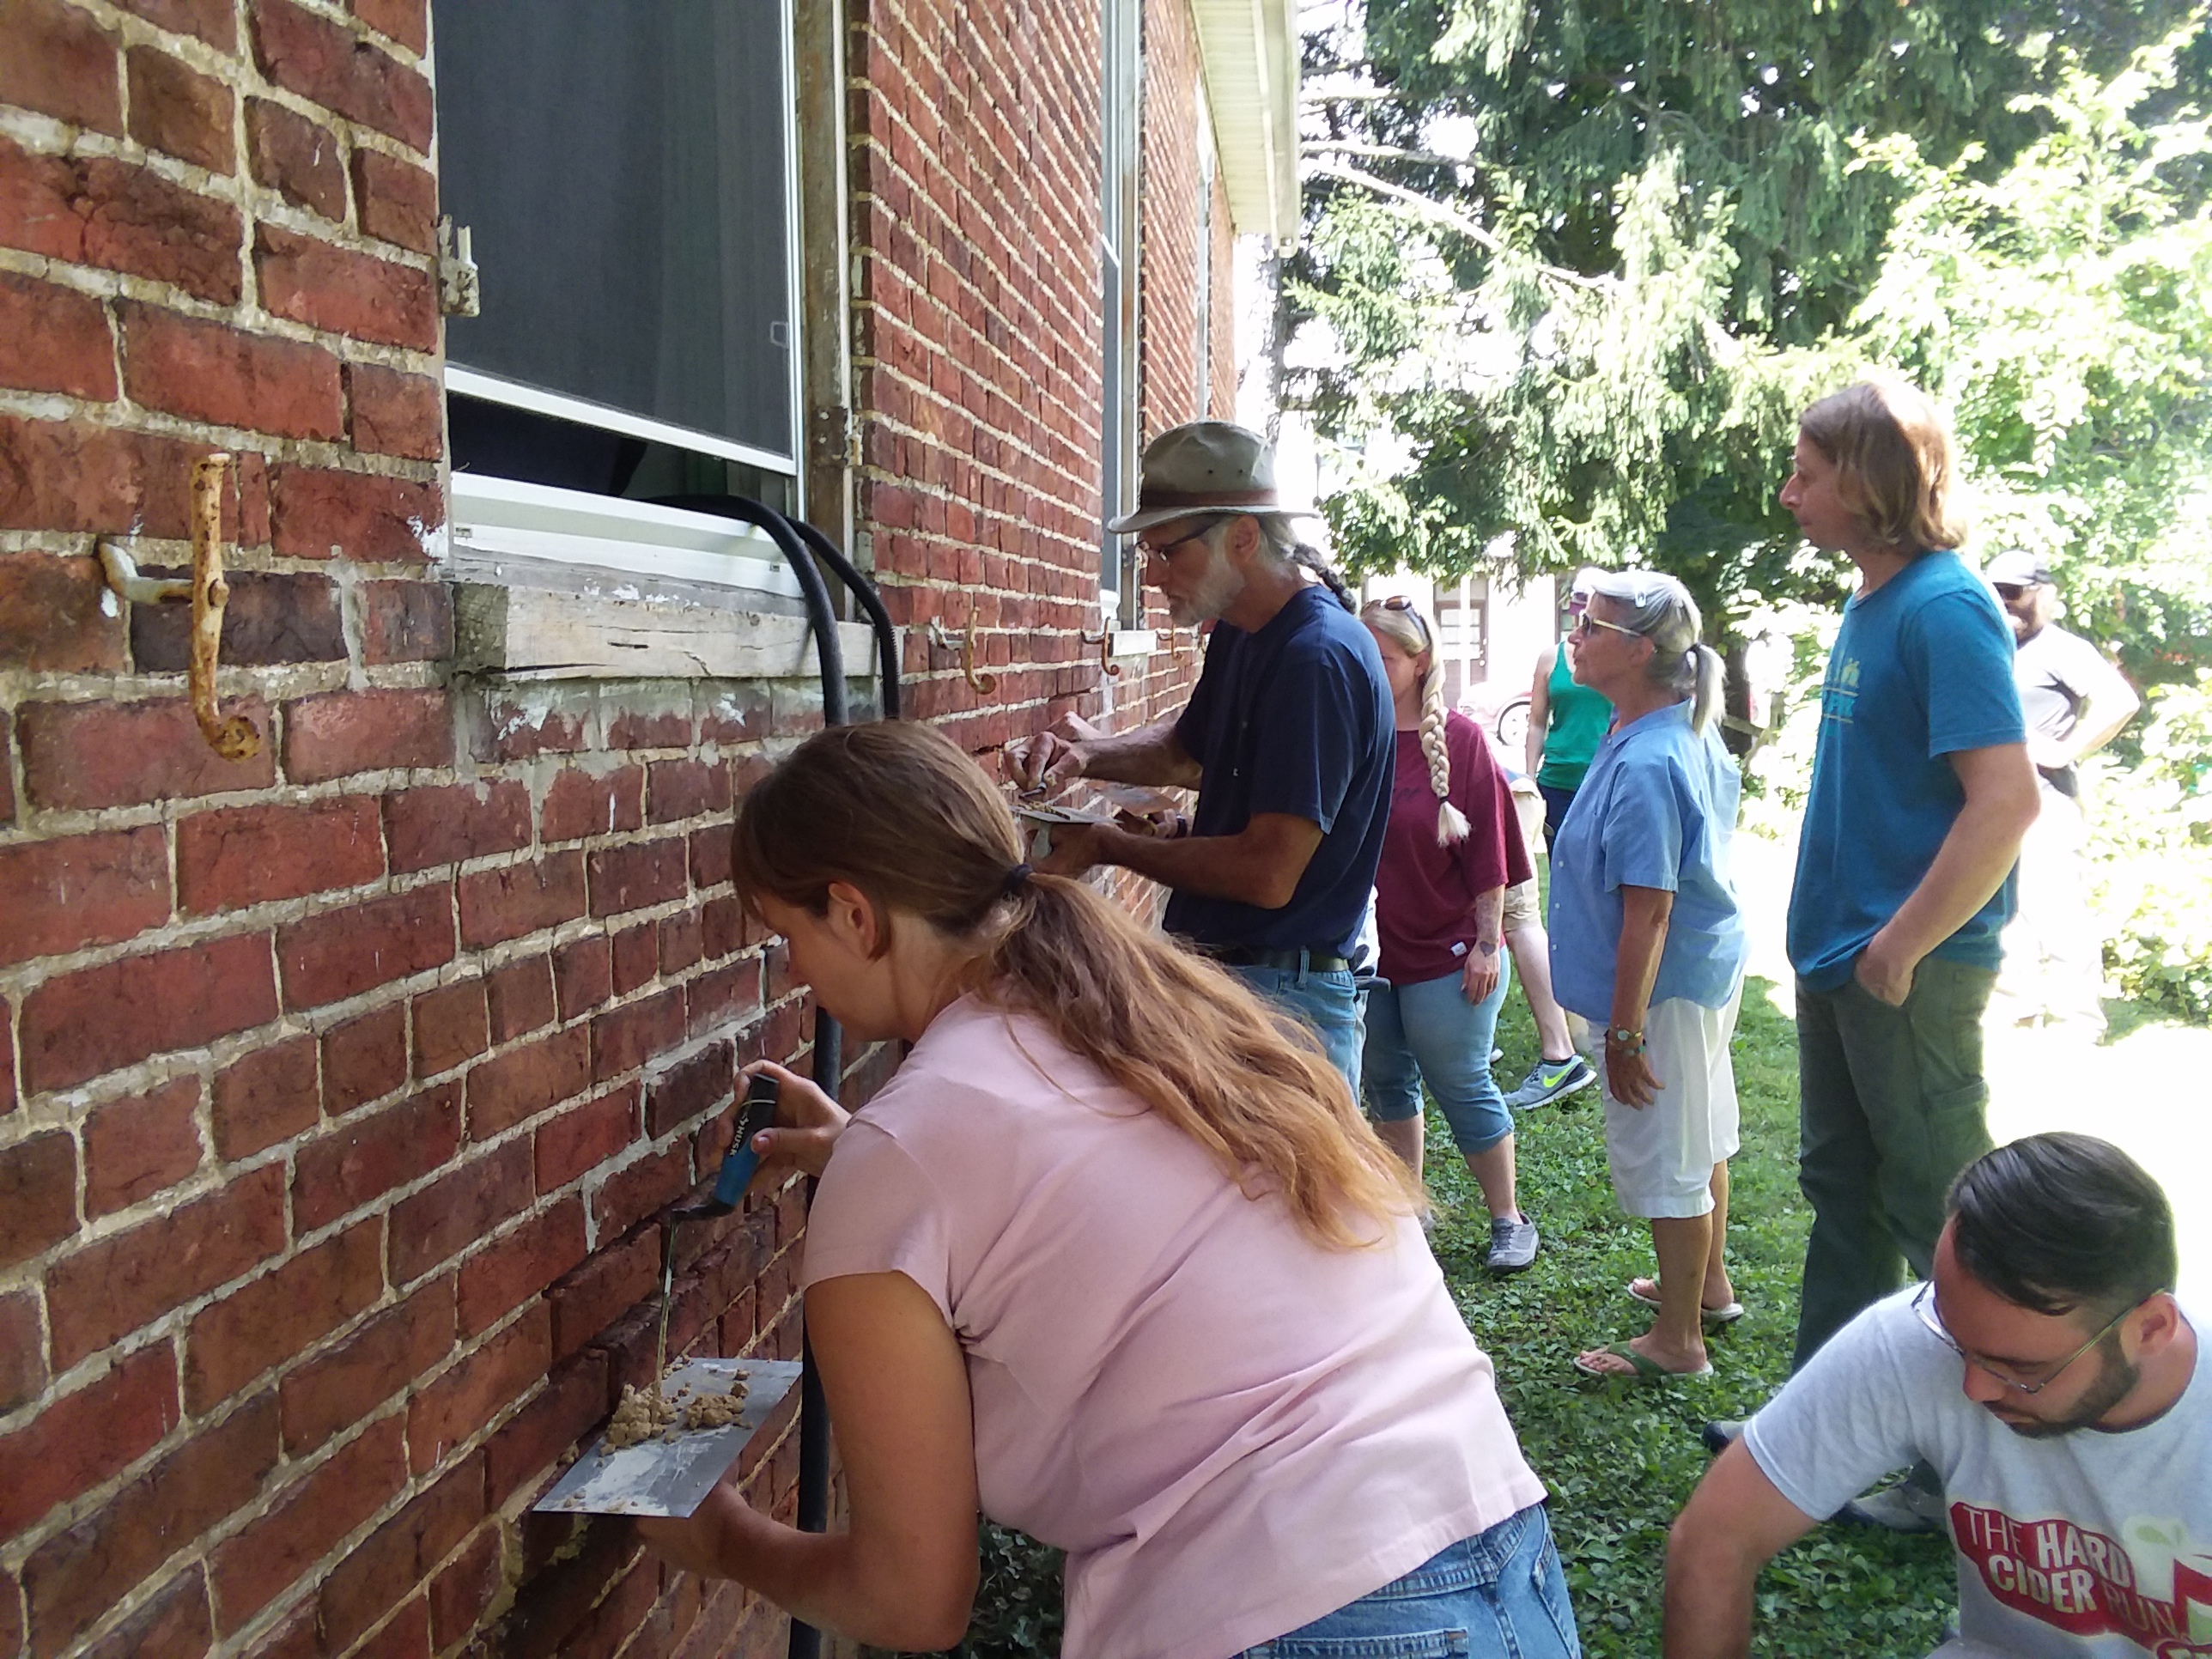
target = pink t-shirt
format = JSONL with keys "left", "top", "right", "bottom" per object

{"left": 801, "top": 995, "right": 1547, "bottom": 1659}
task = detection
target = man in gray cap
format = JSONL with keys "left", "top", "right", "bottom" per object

{"left": 1012, "top": 421, "right": 1394, "bottom": 1087}
{"left": 1984, "top": 550, "right": 2141, "bottom": 1032}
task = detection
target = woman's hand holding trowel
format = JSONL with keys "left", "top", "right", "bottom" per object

{"left": 737, "top": 1060, "right": 849, "bottom": 1188}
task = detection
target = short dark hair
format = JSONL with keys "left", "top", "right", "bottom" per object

{"left": 1948, "top": 1133, "right": 2175, "bottom": 1320}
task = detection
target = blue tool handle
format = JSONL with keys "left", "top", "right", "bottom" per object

{"left": 709, "top": 1073, "right": 781, "bottom": 1209}
{"left": 711, "top": 1142, "right": 761, "bottom": 1208}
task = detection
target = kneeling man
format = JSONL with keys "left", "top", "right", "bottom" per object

{"left": 1666, "top": 1133, "right": 2203, "bottom": 1658}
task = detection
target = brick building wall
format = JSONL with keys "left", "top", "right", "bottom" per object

{"left": 1, "top": 0, "right": 1255, "bottom": 1656}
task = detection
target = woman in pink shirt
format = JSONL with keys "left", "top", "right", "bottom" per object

{"left": 637, "top": 720, "right": 1576, "bottom": 1659}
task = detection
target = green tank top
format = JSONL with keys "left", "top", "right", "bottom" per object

{"left": 1536, "top": 645, "right": 1612, "bottom": 790}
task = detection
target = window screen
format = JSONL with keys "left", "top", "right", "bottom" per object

{"left": 434, "top": 0, "right": 796, "bottom": 464}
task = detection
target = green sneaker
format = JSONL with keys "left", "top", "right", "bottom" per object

{"left": 1504, "top": 1055, "right": 1597, "bottom": 1109}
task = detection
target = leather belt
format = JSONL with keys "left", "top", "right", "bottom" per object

{"left": 1206, "top": 945, "right": 1353, "bottom": 973}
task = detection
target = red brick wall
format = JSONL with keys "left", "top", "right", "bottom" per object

{"left": 2, "top": 0, "right": 1242, "bottom": 1654}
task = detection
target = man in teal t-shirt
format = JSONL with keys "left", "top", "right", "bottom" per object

{"left": 1771, "top": 382, "right": 2039, "bottom": 1532}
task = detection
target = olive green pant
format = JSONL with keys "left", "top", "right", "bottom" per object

{"left": 1792, "top": 957, "right": 1997, "bottom": 1370}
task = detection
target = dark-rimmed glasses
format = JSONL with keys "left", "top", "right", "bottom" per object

{"left": 1135, "top": 514, "right": 1232, "bottom": 561}
{"left": 1993, "top": 583, "right": 2028, "bottom": 601}
{"left": 1910, "top": 1280, "right": 2141, "bottom": 1395}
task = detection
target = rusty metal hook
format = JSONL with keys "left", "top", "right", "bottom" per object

{"left": 928, "top": 617, "right": 998, "bottom": 696}
{"left": 1082, "top": 629, "right": 1124, "bottom": 680}
{"left": 99, "top": 454, "right": 261, "bottom": 761}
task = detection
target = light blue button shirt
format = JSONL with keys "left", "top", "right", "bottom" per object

{"left": 1547, "top": 702, "right": 1746, "bottom": 1022}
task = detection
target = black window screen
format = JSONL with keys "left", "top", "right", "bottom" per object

{"left": 434, "top": 0, "right": 796, "bottom": 465}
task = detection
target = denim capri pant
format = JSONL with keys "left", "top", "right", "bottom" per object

{"left": 1362, "top": 963, "right": 1514, "bottom": 1155}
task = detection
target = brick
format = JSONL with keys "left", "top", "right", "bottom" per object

{"left": 605, "top": 699, "right": 694, "bottom": 750}
{"left": 21, "top": 933, "right": 277, "bottom": 1096}
{"left": 118, "top": 301, "right": 343, "bottom": 439}
{"left": 0, "top": 415, "right": 267, "bottom": 538}
{"left": 471, "top": 692, "right": 589, "bottom": 763}
{"left": 0, "top": 1344, "right": 179, "bottom": 1538}
{"left": 210, "top": 1413, "right": 408, "bottom": 1632}
{"left": 429, "top": 1524, "right": 502, "bottom": 1649}
{"left": 184, "top": 1218, "right": 382, "bottom": 1412}
{"left": 0, "top": 826, "right": 169, "bottom": 968}
{"left": 46, "top": 1164, "right": 287, "bottom": 1370}
{"left": 691, "top": 830, "right": 735, "bottom": 895}
{"left": 485, "top": 1347, "right": 605, "bottom": 1506}
{"left": 292, "top": 1079, "right": 460, "bottom": 1231}
{"left": 457, "top": 1196, "right": 586, "bottom": 1337}
{"left": 131, "top": 567, "right": 344, "bottom": 670}
{"left": 384, "top": 781, "right": 531, "bottom": 873}
{"left": 487, "top": 955, "right": 554, "bottom": 1042}
{"left": 318, "top": 1451, "right": 483, "bottom": 1653}
{"left": 356, "top": 1595, "right": 430, "bottom": 1659}
{"left": 458, "top": 853, "right": 586, "bottom": 948}
{"left": 550, "top": 1222, "right": 656, "bottom": 1358}
{"left": 251, "top": 0, "right": 432, "bottom": 150}
{"left": 360, "top": 576, "right": 453, "bottom": 660}
{"left": 466, "top": 1025, "right": 589, "bottom": 1140}
{"left": 241, "top": 1600, "right": 315, "bottom": 1659}
{"left": 0, "top": 272, "right": 118, "bottom": 400}
{"left": 406, "top": 1302, "right": 551, "bottom": 1474}
{"left": 278, "top": 885, "right": 453, "bottom": 1009}
{"left": 590, "top": 1141, "right": 690, "bottom": 1240}
{"left": 0, "top": 1291, "right": 46, "bottom": 1412}
{"left": 647, "top": 1042, "right": 732, "bottom": 1139}
{"left": 534, "top": 1084, "right": 636, "bottom": 1197}
{"left": 281, "top": 686, "right": 451, "bottom": 783}
{"left": 0, "top": 0, "right": 122, "bottom": 134}
{"left": 591, "top": 988, "right": 685, "bottom": 1082}
{"left": 254, "top": 222, "right": 435, "bottom": 350}
{"left": 270, "top": 465, "right": 441, "bottom": 562}
{"left": 659, "top": 909, "right": 703, "bottom": 977}
{"left": 700, "top": 895, "right": 743, "bottom": 958}
{"left": 112, "top": 0, "right": 235, "bottom": 50}
{"left": 78, "top": 1566, "right": 211, "bottom": 1659}
{"left": 0, "top": 1130, "right": 76, "bottom": 1271}
{"left": 611, "top": 922, "right": 657, "bottom": 996}
{"left": 0, "top": 137, "right": 241, "bottom": 302}
{"left": 412, "top": 979, "right": 488, "bottom": 1077}
{"left": 83, "top": 1076, "right": 202, "bottom": 1217}
{"left": 647, "top": 760, "right": 730, "bottom": 824}
{"left": 686, "top": 961, "right": 762, "bottom": 1038}
{"left": 1, "top": 551, "right": 124, "bottom": 674}
{"left": 21, "top": 1395, "right": 277, "bottom": 1659}
{"left": 18, "top": 697, "right": 274, "bottom": 812}
{"left": 349, "top": 0, "right": 425, "bottom": 53}
{"left": 540, "top": 765, "right": 642, "bottom": 844}
{"left": 245, "top": 95, "right": 344, "bottom": 220}
{"left": 278, "top": 1276, "right": 452, "bottom": 1454}
{"left": 125, "top": 45, "right": 234, "bottom": 173}
{"left": 322, "top": 1002, "right": 408, "bottom": 1114}
{"left": 179, "top": 795, "right": 384, "bottom": 915}
{"left": 211, "top": 1034, "right": 319, "bottom": 1159}
{"left": 350, "top": 147, "right": 435, "bottom": 254}
{"left": 553, "top": 934, "right": 611, "bottom": 1020}
{"left": 587, "top": 839, "right": 688, "bottom": 918}
{"left": 389, "top": 1138, "right": 531, "bottom": 1285}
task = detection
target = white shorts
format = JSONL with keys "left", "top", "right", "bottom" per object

{"left": 1502, "top": 781, "right": 1546, "bottom": 932}
{"left": 1585, "top": 989, "right": 1742, "bottom": 1218}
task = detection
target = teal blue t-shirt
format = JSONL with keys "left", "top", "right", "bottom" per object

{"left": 1548, "top": 702, "right": 1747, "bottom": 1021}
{"left": 1787, "top": 552, "right": 2026, "bottom": 989}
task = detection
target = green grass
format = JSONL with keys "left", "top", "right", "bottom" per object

{"left": 1431, "top": 975, "right": 1957, "bottom": 1658}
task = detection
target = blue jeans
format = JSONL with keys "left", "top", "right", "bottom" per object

{"left": 1364, "top": 965, "right": 1513, "bottom": 1155}
{"left": 1241, "top": 1505, "right": 1580, "bottom": 1659}
{"left": 1231, "top": 962, "right": 1364, "bottom": 1093}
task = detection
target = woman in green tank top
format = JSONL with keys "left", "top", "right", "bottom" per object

{"left": 1526, "top": 573, "right": 1613, "bottom": 843}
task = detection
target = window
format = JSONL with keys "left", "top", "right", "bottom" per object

{"left": 1099, "top": 0, "right": 1142, "bottom": 625}
{"left": 433, "top": 0, "right": 805, "bottom": 595}
{"left": 1194, "top": 85, "right": 1214, "bottom": 420}
{"left": 1433, "top": 575, "right": 1491, "bottom": 709}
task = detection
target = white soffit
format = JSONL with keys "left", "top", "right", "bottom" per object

{"left": 1189, "top": 0, "right": 1299, "bottom": 246}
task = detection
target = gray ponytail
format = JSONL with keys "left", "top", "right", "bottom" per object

{"left": 1255, "top": 514, "right": 1355, "bottom": 612}
{"left": 1583, "top": 570, "right": 1724, "bottom": 735}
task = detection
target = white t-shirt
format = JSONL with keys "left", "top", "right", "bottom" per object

{"left": 802, "top": 994, "right": 1547, "bottom": 1659}
{"left": 1746, "top": 1288, "right": 2212, "bottom": 1657}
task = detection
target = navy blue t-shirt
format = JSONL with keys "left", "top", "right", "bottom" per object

{"left": 1787, "top": 551, "right": 2027, "bottom": 988}
{"left": 1164, "top": 586, "right": 1394, "bottom": 955}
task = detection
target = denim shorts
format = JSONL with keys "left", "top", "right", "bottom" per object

{"left": 1229, "top": 963, "right": 1365, "bottom": 1093}
{"left": 1239, "top": 1504, "right": 1580, "bottom": 1659}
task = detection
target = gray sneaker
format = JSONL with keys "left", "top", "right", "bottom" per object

{"left": 1838, "top": 1480, "right": 1946, "bottom": 1534}
{"left": 1504, "top": 1055, "right": 1597, "bottom": 1109}
{"left": 1700, "top": 1418, "right": 1747, "bottom": 1455}
{"left": 1486, "top": 1213, "right": 1540, "bottom": 1272}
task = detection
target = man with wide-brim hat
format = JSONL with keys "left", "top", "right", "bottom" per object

{"left": 1012, "top": 421, "right": 1393, "bottom": 1087}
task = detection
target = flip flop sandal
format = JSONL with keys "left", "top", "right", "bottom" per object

{"left": 1626, "top": 1279, "right": 1745, "bottom": 1329}
{"left": 1572, "top": 1341, "right": 1716, "bottom": 1382}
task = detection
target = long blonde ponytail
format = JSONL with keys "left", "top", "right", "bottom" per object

{"left": 1362, "top": 600, "right": 1468, "bottom": 845}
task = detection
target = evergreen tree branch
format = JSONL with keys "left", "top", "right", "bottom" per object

{"left": 1305, "top": 160, "right": 1618, "bottom": 291}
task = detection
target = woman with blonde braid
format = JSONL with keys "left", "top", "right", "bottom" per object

{"left": 1358, "top": 597, "right": 1540, "bottom": 1272}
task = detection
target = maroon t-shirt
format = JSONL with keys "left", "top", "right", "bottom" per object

{"left": 1373, "top": 712, "right": 1532, "bottom": 984}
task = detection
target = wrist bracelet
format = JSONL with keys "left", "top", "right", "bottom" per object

{"left": 1606, "top": 1026, "right": 1645, "bottom": 1054}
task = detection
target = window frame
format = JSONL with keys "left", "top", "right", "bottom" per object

{"left": 1099, "top": 0, "right": 1143, "bottom": 628}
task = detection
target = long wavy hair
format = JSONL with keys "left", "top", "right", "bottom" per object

{"left": 730, "top": 721, "right": 1420, "bottom": 1249}
{"left": 1797, "top": 376, "right": 1969, "bottom": 554}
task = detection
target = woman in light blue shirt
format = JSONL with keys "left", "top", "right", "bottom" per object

{"left": 1549, "top": 571, "right": 1748, "bottom": 1382}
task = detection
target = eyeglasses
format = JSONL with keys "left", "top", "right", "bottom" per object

{"left": 1570, "top": 611, "right": 1639, "bottom": 641}
{"left": 1135, "top": 514, "right": 1231, "bottom": 561}
{"left": 1993, "top": 583, "right": 2027, "bottom": 601}
{"left": 1910, "top": 1281, "right": 2140, "bottom": 1395}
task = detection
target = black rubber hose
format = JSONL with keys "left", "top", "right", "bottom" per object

{"left": 789, "top": 518, "right": 902, "bottom": 719}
